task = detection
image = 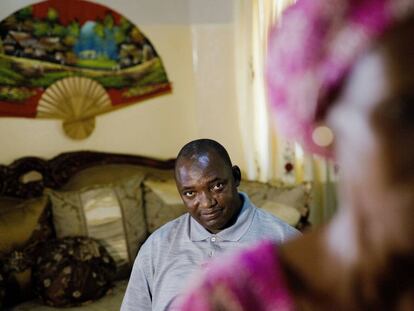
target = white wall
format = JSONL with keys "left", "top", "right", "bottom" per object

{"left": 0, "top": 0, "right": 246, "bottom": 171}
{"left": 190, "top": 23, "right": 245, "bottom": 169}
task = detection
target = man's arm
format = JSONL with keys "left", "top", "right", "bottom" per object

{"left": 121, "top": 242, "right": 153, "bottom": 310}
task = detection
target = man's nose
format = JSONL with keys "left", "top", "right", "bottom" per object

{"left": 199, "top": 191, "right": 216, "bottom": 209}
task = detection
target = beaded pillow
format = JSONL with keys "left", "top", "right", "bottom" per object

{"left": 32, "top": 236, "right": 116, "bottom": 307}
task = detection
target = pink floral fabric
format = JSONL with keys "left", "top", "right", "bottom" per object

{"left": 266, "top": 0, "right": 414, "bottom": 157}
{"left": 174, "top": 240, "right": 295, "bottom": 311}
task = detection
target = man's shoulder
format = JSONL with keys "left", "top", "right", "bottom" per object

{"left": 138, "top": 213, "right": 189, "bottom": 259}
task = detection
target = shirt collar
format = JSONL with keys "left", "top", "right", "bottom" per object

{"left": 189, "top": 192, "right": 255, "bottom": 242}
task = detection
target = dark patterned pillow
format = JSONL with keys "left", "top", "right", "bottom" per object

{"left": 32, "top": 236, "right": 116, "bottom": 307}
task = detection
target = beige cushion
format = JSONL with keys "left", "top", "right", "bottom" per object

{"left": 143, "top": 178, "right": 186, "bottom": 233}
{"left": 144, "top": 179, "right": 182, "bottom": 205}
{"left": 239, "top": 180, "right": 310, "bottom": 228}
{"left": 0, "top": 196, "right": 53, "bottom": 299}
{"left": 45, "top": 174, "right": 147, "bottom": 278}
{"left": 266, "top": 182, "right": 307, "bottom": 211}
{"left": 240, "top": 180, "right": 307, "bottom": 210}
{"left": 0, "top": 197, "right": 26, "bottom": 215}
{"left": 0, "top": 196, "right": 49, "bottom": 256}
{"left": 238, "top": 181, "right": 270, "bottom": 207}
{"left": 261, "top": 201, "right": 301, "bottom": 226}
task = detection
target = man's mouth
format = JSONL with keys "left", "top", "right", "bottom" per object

{"left": 202, "top": 208, "right": 222, "bottom": 220}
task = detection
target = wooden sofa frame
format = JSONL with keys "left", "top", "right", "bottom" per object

{"left": 0, "top": 151, "right": 176, "bottom": 199}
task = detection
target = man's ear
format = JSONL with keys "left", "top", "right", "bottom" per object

{"left": 232, "top": 165, "right": 241, "bottom": 187}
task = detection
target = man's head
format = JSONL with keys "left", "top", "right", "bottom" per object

{"left": 174, "top": 139, "right": 242, "bottom": 234}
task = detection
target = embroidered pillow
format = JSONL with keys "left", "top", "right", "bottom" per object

{"left": 32, "top": 236, "right": 116, "bottom": 307}
{"left": 45, "top": 174, "right": 147, "bottom": 278}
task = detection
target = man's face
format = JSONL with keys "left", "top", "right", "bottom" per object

{"left": 175, "top": 151, "right": 242, "bottom": 234}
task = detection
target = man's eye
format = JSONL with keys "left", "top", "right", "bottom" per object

{"left": 184, "top": 191, "right": 195, "bottom": 198}
{"left": 212, "top": 183, "right": 224, "bottom": 191}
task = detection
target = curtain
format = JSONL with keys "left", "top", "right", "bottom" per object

{"left": 234, "top": 0, "right": 338, "bottom": 226}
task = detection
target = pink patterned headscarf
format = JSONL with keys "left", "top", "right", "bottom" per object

{"left": 266, "top": 0, "right": 414, "bottom": 156}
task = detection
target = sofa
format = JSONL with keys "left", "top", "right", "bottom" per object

{"left": 0, "top": 151, "right": 311, "bottom": 310}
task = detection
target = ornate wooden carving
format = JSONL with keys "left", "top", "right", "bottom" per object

{"left": 0, "top": 151, "right": 175, "bottom": 199}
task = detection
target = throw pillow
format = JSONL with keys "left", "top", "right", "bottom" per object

{"left": 267, "top": 182, "right": 308, "bottom": 212}
{"left": 238, "top": 180, "right": 270, "bottom": 207}
{"left": 45, "top": 174, "right": 147, "bottom": 279}
{"left": 32, "top": 236, "right": 116, "bottom": 307}
{"left": 261, "top": 201, "right": 301, "bottom": 226}
{"left": 0, "top": 196, "right": 52, "bottom": 257}
{"left": 239, "top": 180, "right": 311, "bottom": 229}
{"left": 143, "top": 178, "right": 187, "bottom": 233}
{"left": 0, "top": 196, "right": 54, "bottom": 305}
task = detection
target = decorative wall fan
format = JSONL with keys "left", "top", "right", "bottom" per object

{"left": 0, "top": 0, "right": 172, "bottom": 139}
{"left": 38, "top": 77, "right": 111, "bottom": 139}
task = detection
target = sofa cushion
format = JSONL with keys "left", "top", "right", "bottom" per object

{"left": 239, "top": 180, "right": 310, "bottom": 228}
{"left": 0, "top": 196, "right": 54, "bottom": 306}
{"left": 0, "top": 196, "right": 51, "bottom": 257}
{"left": 238, "top": 181, "right": 270, "bottom": 207}
{"left": 143, "top": 178, "right": 186, "bottom": 233}
{"left": 45, "top": 174, "right": 147, "bottom": 279}
{"left": 266, "top": 181, "right": 308, "bottom": 212}
{"left": 32, "top": 236, "right": 116, "bottom": 307}
{"left": 261, "top": 201, "right": 301, "bottom": 226}
{"left": 0, "top": 197, "right": 25, "bottom": 214}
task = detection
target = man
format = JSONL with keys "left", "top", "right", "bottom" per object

{"left": 121, "top": 139, "right": 298, "bottom": 311}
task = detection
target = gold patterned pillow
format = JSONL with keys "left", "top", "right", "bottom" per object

{"left": 45, "top": 174, "right": 146, "bottom": 279}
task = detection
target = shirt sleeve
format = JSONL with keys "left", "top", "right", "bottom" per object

{"left": 121, "top": 241, "right": 153, "bottom": 311}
